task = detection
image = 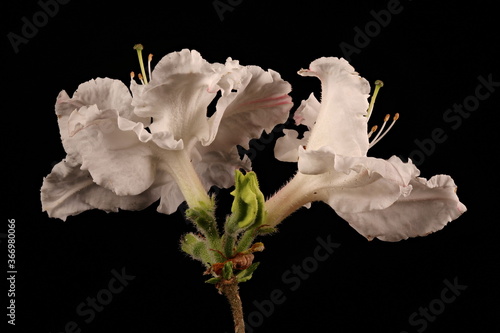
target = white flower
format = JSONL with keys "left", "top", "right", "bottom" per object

{"left": 270, "top": 57, "right": 466, "bottom": 241}
{"left": 41, "top": 49, "right": 292, "bottom": 220}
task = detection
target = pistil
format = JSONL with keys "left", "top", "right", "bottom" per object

{"left": 366, "top": 80, "right": 384, "bottom": 120}
{"left": 133, "top": 44, "right": 149, "bottom": 84}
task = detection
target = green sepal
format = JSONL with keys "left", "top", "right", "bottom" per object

{"left": 185, "top": 205, "right": 219, "bottom": 240}
{"left": 180, "top": 233, "right": 213, "bottom": 264}
{"left": 205, "top": 277, "right": 221, "bottom": 284}
{"left": 236, "top": 262, "right": 260, "bottom": 283}
{"left": 256, "top": 226, "right": 277, "bottom": 235}
{"left": 222, "top": 261, "right": 234, "bottom": 280}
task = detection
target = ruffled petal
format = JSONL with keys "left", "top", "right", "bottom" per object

{"left": 66, "top": 105, "right": 157, "bottom": 196}
{"left": 296, "top": 147, "right": 419, "bottom": 214}
{"left": 298, "top": 146, "right": 419, "bottom": 186}
{"left": 193, "top": 64, "right": 292, "bottom": 188}
{"left": 298, "top": 57, "right": 370, "bottom": 156}
{"left": 336, "top": 175, "right": 467, "bottom": 241}
{"left": 293, "top": 93, "right": 321, "bottom": 129}
{"left": 156, "top": 176, "right": 186, "bottom": 215}
{"left": 41, "top": 161, "right": 161, "bottom": 221}
{"left": 55, "top": 78, "right": 150, "bottom": 164}
{"left": 212, "top": 66, "right": 293, "bottom": 150}
{"left": 274, "top": 129, "right": 309, "bottom": 162}
{"left": 132, "top": 49, "right": 226, "bottom": 149}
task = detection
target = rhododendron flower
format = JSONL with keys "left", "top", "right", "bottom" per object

{"left": 270, "top": 57, "right": 466, "bottom": 241}
{"left": 41, "top": 48, "right": 292, "bottom": 220}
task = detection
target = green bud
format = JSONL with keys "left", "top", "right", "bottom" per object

{"left": 227, "top": 170, "right": 266, "bottom": 232}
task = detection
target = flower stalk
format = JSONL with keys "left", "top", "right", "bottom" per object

{"left": 219, "top": 278, "right": 245, "bottom": 333}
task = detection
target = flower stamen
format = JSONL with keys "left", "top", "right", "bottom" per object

{"left": 138, "top": 73, "right": 146, "bottom": 85}
{"left": 369, "top": 113, "right": 399, "bottom": 148}
{"left": 148, "top": 53, "right": 153, "bottom": 81}
{"left": 367, "top": 125, "right": 378, "bottom": 139}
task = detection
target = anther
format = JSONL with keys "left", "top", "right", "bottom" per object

{"left": 138, "top": 73, "right": 145, "bottom": 85}
{"left": 367, "top": 125, "right": 378, "bottom": 139}
{"left": 369, "top": 113, "right": 400, "bottom": 148}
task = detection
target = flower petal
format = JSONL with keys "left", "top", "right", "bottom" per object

{"left": 67, "top": 105, "right": 157, "bottom": 196}
{"left": 293, "top": 93, "right": 321, "bottom": 129}
{"left": 132, "top": 49, "right": 225, "bottom": 149}
{"left": 193, "top": 64, "right": 292, "bottom": 188}
{"left": 298, "top": 147, "right": 419, "bottom": 213}
{"left": 41, "top": 161, "right": 161, "bottom": 221}
{"left": 55, "top": 78, "right": 150, "bottom": 164}
{"left": 274, "top": 129, "right": 309, "bottom": 162}
{"left": 156, "top": 176, "right": 186, "bottom": 215}
{"left": 336, "top": 175, "right": 467, "bottom": 241}
{"left": 298, "top": 57, "right": 370, "bottom": 156}
{"left": 213, "top": 66, "right": 293, "bottom": 150}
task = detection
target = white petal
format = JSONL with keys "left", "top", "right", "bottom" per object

{"left": 298, "top": 57, "right": 370, "bottom": 156}
{"left": 67, "top": 105, "right": 157, "bottom": 196}
{"left": 132, "top": 49, "right": 225, "bottom": 149}
{"left": 156, "top": 176, "right": 186, "bottom": 215}
{"left": 213, "top": 66, "right": 293, "bottom": 150}
{"left": 41, "top": 161, "right": 161, "bottom": 221}
{"left": 299, "top": 146, "right": 419, "bottom": 184}
{"left": 336, "top": 175, "right": 467, "bottom": 241}
{"left": 193, "top": 64, "right": 292, "bottom": 188}
{"left": 55, "top": 78, "right": 150, "bottom": 164}
{"left": 293, "top": 93, "right": 321, "bottom": 130}
{"left": 274, "top": 129, "right": 309, "bottom": 162}
{"left": 298, "top": 147, "right": 420, "bottom": 213}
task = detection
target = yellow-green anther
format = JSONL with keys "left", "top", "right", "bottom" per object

{"left": 133, "top": 44, "right": 148, "bottom": 84}
{"left": 366, "top": 80, "right": 384, "bottom": 120}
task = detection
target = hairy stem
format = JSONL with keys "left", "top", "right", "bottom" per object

{"left": 220, "top": 279, "right": 245, "bottom": 333}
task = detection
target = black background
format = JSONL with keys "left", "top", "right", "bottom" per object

{"left": 4, "top": 0, "right": 499, "bottom": 332}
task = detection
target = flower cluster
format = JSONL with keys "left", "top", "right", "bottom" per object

{"left": 41, "top": 48, "right": 466, "bottom": 243}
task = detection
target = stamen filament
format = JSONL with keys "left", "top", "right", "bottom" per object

{"left": 366, "top": 80, "right": 384, "bottom": 120}
{"left": 133, "top": 44, "right": 148, "bottom": 84}
{"left": 371, "top": 114, "right": 390, "bottom": 143}
{"left": 369, "top": 113, "right": 399, "bottom": 148}
{"left": 148, "top": 53, "right": 153, "bottom": 81}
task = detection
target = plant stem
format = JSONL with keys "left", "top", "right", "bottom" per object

{"left": 220, "top": 279, "right": 245, "bottom": 333}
